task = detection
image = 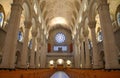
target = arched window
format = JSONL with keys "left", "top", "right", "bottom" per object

{"left": 97, "top": 31, "right": 103, "bottom": 42}
{"left": 28, "top": 39, "right": 32, "bottom": 49}
{"left": 88, "top": 39, "right": 92, "bottom": 49}
{"left": 116, "top": 5, "right": 120, "bottom": 27}
{"left": 54, "top": 32, "right": 67, "bottom": 52}
{"left": 0, "top": 4, "right": 5, "bottom": 28}
{"left": 117, "top": 12, "right": 120, "bottom": 26}
{"left": 97, "top": 27, "right": 103, "bottom": 42}
{"left": 18, "top": 31, "right": 23, "bottom": 42}
{"left": 0, "top": 12, "right": 4, "bottom": 27}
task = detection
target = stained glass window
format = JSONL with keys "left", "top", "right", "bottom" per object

{"left": 53, "top": 46, "right": 67, "bottom": 52}
{"left": 117, "top": 12, "right": 120, "bottom": 26}
{"left": 28, "top": 39, "right": 32, "bottom": 49}
{"left": 97, "top": 31, "right": 103, "bottom": 42}
{"left": 55, "top": 33, "right": 65, "bottom": 43}
{"left": 0, "top": 12, "right": 4, "bottom": 27}
{"left": 18, "top": 31, "right": 23, "bottom": 42}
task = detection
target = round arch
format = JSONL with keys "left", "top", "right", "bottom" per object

{"left": 22, "top": 2, "right": 31, "bottom": 21}
{"left": 88, "top": 1, "right": 98, "bottom": 22}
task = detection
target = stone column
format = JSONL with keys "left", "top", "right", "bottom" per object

{"left": 29, "top": 31, "right": 37, "bottom": 68}
{"left": 74, "top": 39, "right": 80, "bottom": 68}
{"left": 18, "top": 21, "right": 32, "bottom": 68}
{"left": 0, "top": 1, "right": 23, "bottom": 68}
{"left": 79, "top": 37, "right": 85, "bottom": 68}
{"left": 97, "top": 0, "right": 120, "bottom": 69}
{"left": 88, "top": 21, "right": 103, "bottom": 69}
{"left": 40, "top": 34, "right": 46, "bottom": 68}
{"left": 83, "top": 30, "right": 91, "bottom": 68}
{"left": 41, "top": 42, "right": 47, "bottom": 68}
{"left": 77, "top": 39, "right": 81, "bottom": 68}
{"left": 35, "top": 37, "right": 40, "bottom": 68}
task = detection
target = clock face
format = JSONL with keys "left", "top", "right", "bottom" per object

{"left": 117, "top": 12, "right": 120, "bottom": 26}
{"left": 55, "top": 33, "right": 65, "bottom": 43}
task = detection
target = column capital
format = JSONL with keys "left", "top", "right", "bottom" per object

{"left": 79, "top": 22, "right": 84, "bottom": 27}
{"left": 11, "top": 1, "right": 23, "bottom": 14}
{"left": 36, "top": 20, "right": 40, "bottom": 27}
{"left": 13, "top": 0, "right": 23, "bottom": 4}
{"left": 37, "top": 37, "right": 41, "bottom": 43}
{"left": 32, "top": 31, "right": 37, "bottom": 37}
{"left": 97, "top": 0, "right": 109, "bottom": 11}
{"left": 13, "top": 0, "right": 23, "bottom": 5}
{"left": 97, "top": 0, "right": 107, "bottom": 5}
{"left": 24, "top": 21, "right": 32, "bottom": 29}
{"left": 79, "top": 36, "right": 83, "bottom": 42}
{"left": 83, "top": 29, "right": 89, "bottom": 37}
{"left": 88, "top": 21, "right": 96, "bottom": 29}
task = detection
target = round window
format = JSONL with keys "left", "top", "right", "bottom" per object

{"left": 55, "top": 33, "right": 65, "bottom": 43}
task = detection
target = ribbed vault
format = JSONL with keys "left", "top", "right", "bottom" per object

{"left": 40, "top": 0, "right": 81, "bottom": 32}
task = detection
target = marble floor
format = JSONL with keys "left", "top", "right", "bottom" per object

{"left": 50, "top": 71, "right": 70, "bottom": 78}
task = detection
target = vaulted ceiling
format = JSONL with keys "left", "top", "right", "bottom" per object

{"left": 0, "top": 0, "right": 120, "bottom": 38}
{"left": 39, "top": 0, "right": 81, "bottom": 31}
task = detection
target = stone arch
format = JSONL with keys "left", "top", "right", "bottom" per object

{"left": 111, "top": 1, "right": 120, "bottom": 20}
{"left": 74, "top": 0, "right": 80, "bottom": 13}
{"left": 82, "top": 11, "right": 88, "bottom": 26}
{"left": 88, "top": 1, "right": 102, "bottom": 37}
{"left": 48, "top": 24, "right": 71, "bottom": 35}
{"left": 82, "top": 11, "right": 89, "bottom": 36}
{"left": 40, "top": 0, "right": 46, "bottom": 12}
{"left": 88, "top": 1, "right": 98, "bottom": 22}
{"left": 22, "top": 1, "right": 32, "bottom": 21}
{"left": 19, "top": 1, "right": 32, "bottom": 39}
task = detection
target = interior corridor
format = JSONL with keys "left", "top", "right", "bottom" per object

{"left": 0, "top": 0, "right": 120, "bottom": 78}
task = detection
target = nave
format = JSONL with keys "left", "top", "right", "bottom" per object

{"left": 0, "top": 0, "right": 120, "bottom": 78}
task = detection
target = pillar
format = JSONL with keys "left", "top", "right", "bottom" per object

{"left": 35, "top": 37, "right": 40, "bottom": 68}
{"left": 29, "top": 31, "right": 37, "bottom": 68}
{"left": 18, "top": 21, "right": 32, "bottom": 68}
{"left": 79, "top": 37, "right": 85, "bottom": 68}
{"left": 74, "top": 39, "right": 80, "bottom": 68}
{"left": 83, "top": 30, "right": 91, "bottom": 68}
{"left": 97, "top": 0, "right": 120, "bottom": 69}
{"left": 0, "top": 0, "right": 23, "bottom": 68}
{"left": 77, "top": 39, "right": 81, "bottom": 68}
{"left": 88, "top": 21, "right": 103, "bottom": 69}
{"left": 40, "top": 34, "right": 46, "bottom": 68}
